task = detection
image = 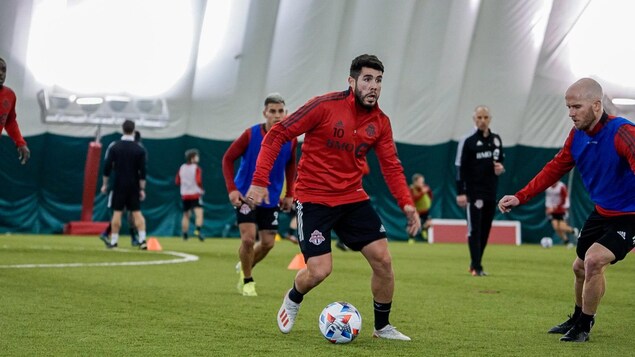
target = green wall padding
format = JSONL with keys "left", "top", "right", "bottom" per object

{"left": 0, "top": 134, "right": 592, "bottom": 242}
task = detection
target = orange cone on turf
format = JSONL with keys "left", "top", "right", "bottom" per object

{"left": 147, "top": 237, "right": 162, "bottom": 251}
{"left": 287, "top": 253, "right": 306, "bottom": 270}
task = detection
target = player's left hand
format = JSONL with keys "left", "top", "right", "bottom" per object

{"left": 244, "top": 185, "right": 269, "bottom": 208}
{"left": 17, "top": 145, "right": 30, "bottom": 165}
{"left": 403, "top": 204, "right": 421, "bottom": 237}
{"left": 494, "top": 162, "right": 505, "bottom": 176}
{"left": 280, "top": 196, "right": 294, "bottom": 212}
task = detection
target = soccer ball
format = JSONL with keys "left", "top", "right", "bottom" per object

{"left": 318, "top": 301, "right": 362, "bottom": 344}
{"left": 540, "top": 237, "right": 553, "bottom": 248}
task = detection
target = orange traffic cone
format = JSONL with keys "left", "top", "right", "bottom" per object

{"left": 146, "top": 237, "right": 162, "bottom": 251}
{"left": 287, "top": 253, "right": 306, "bottom": 270}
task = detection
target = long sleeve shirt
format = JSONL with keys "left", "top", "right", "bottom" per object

{"left": 0, "top": 86, "right": 27, "bottom": 147}
{"left": 516, "top": 113, "right": 635, "bottom": 217}
{"left": 251, "top": 88, "right": 413, "bottom": 209}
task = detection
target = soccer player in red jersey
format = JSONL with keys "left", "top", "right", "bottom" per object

{"left": 246, "top": 54, "right": 420, "bottom": 340}
{"left": 0, "top": 57, "right": 30, "bottom": 164}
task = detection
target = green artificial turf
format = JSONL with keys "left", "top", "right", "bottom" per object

{"left": 0, "top": 234, "right": 632, "bottom": 356}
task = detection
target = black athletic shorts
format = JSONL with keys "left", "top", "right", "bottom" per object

{"left": 577, "top": 210, "right": 635, "bottom": 263}
{"left": 110, "top": 187, "right": 141, "bottom": 211}
{"left": 182, "top": 198, "right": 203, "bottom": 212}
{"left": 296, "top": 200, "right": 386, "bottom": 260}
{"left": 548, "top": 213, "right": 565, "bottom": 221}
{"left": 234, "top": 203, "right": 280, "bottom": 230}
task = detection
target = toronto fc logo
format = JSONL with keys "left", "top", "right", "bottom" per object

{"left": 239, "top": 204, "right": 251, "bottom": 215}
{"left": 365, "top": 124, "right": 376, "bottom": 137}
{"left": 309, "top": 230, "right": 325, "bottom": 245}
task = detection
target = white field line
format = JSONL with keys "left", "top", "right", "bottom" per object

{"left": 0, "top": 249, "right": 199, "bottom": 269}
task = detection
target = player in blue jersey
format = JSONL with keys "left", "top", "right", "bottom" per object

{"left": 222, "top": 93, "right": 297, "bottom": 296}
{"left": 499, "top": 78, "right": 635, "bottom": 342}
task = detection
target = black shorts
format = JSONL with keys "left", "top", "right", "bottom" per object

{"left": 182, "top": 198, "right": 202, "bottom": 212}
{"left": 296, "top": 200, "right": 386, "bottom": 260}
{"left": 234, "top": 203, "right": 280, "bottom": 230}
{"left": 576, "top": 210, "right": 635, "bottom": 264}
{"left": 548, "top": 213, "right": 565, "bottom": 221}
{"left": 110, "top": 187, "right": 141, "bottom": 211}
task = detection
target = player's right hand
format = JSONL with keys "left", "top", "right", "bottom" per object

{"left": 228, "top": 190, "right": 243, "bottom": 207}
{"left": 498, "top": 195, "right": 519, "bottom": 213}
{"left": 17, "top": 145, "right": 30, "bottom": 165}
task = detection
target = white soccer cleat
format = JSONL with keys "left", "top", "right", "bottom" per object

{"left": 372, "top": 324, "right": 411, "bottom": 341}
{"left": 277, "top": 290, "right": 300, "bottom": 333}
{"left": 235, "top": 261, "right": 244, "bottom": 293}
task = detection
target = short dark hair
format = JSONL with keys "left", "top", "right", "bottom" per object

{"left": 350, "top": 54, "right": 384, "bottom": 80}
{"left": 122, "top": 120, "right": 135, "bottom": 134}
{"left": 185, "top": 148, "right": 199, "bottom": 163}
{"left": 264, "top": 93, "right": 285, "bottom": 106}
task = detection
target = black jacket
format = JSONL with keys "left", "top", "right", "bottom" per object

{"left": 455, "top": 129, "right": 504, "bottom": 201}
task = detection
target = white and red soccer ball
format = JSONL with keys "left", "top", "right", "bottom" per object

{"left": 318, "top": 301, "right": 362, "bottom": 344}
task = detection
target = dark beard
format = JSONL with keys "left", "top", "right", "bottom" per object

{"left": 354, "top": 86, "right": 374, "bottom": 109}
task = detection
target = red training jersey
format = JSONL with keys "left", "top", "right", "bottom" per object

{"left": 515, "top": 114, "right": 635, "bottom": 217}
{"left": 0, "top": 85, "right": 27, "bottom": 147}
{"left": 252, "top": 88, "right": 413, "bottom": 209}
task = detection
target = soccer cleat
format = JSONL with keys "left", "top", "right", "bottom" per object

{"left": 560, "top": 325, "right": 590, "bottom": 342}
{"left": 194, "top": 229, "right": 204, "bottom": 242}
{"left": 242, "top": 282, "right": 257, "bottom": 297}
{"left": 106, "top": 243, "right": 118, "bottom": 249}
{"left": 548, "top": 315, "right": 577, "bottom": 334}
{"left": 372, "top": 324, "right": 411, "bottom": 341}
{"left": 99, "top": 234, "right": 111, "bottom": 248}
{"left": 277, "top": 290, "right": 301, "bottom": 333}
{"left": 236, "top": 262, "right": 244, "bottom": 293}
{"left": 138, "top": 241, "right": 147, "bottom": 250}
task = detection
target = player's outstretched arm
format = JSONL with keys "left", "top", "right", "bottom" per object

{"left": 498, "top": 195, "right": 519, "bottom": 213}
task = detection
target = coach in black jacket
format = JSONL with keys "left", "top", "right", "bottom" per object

{"left": 455, "top": 105, "right": 505, "bottom": 276}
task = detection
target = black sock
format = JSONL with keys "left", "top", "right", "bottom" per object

{"left": 577, "top": 312, "right": 595, "bottom": 332}
{"left": 573, "top": 304, "right": 582, "bottom": 319}
{"left": 243, "top": 277, "right": 254, "bottom": 284}
{"left": 288, "top": 284, "right": 304, "bottom": 304}
{"left": 374, "top": 300, "right": 392, "bottom": 330}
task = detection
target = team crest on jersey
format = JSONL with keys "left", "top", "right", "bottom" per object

{"left": 2, "top": 99, "right": 9, "bottom": 109}
{"left": 474, "top": 199, "right": 483, "bottom": 209}
{"left": 309, "top": 230, "right": 325, "bottom": 245}
{"left": 365, "top": 124, "right": 376, "bottom": 137}
{"left": 240, "top": 204, "right": 251, "bottom": 215}
{"left": 494, "top": 137, "right": 501, "bottom": 147}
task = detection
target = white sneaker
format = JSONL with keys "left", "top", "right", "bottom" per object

{"left": 277, "top": 290, "right": 300, "bottom": 333}
{"left": 372, "top": 324, "right": 411, "bottom": 341}
{"left": 235, "top": 261, "right": 244, "bottom": 293}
